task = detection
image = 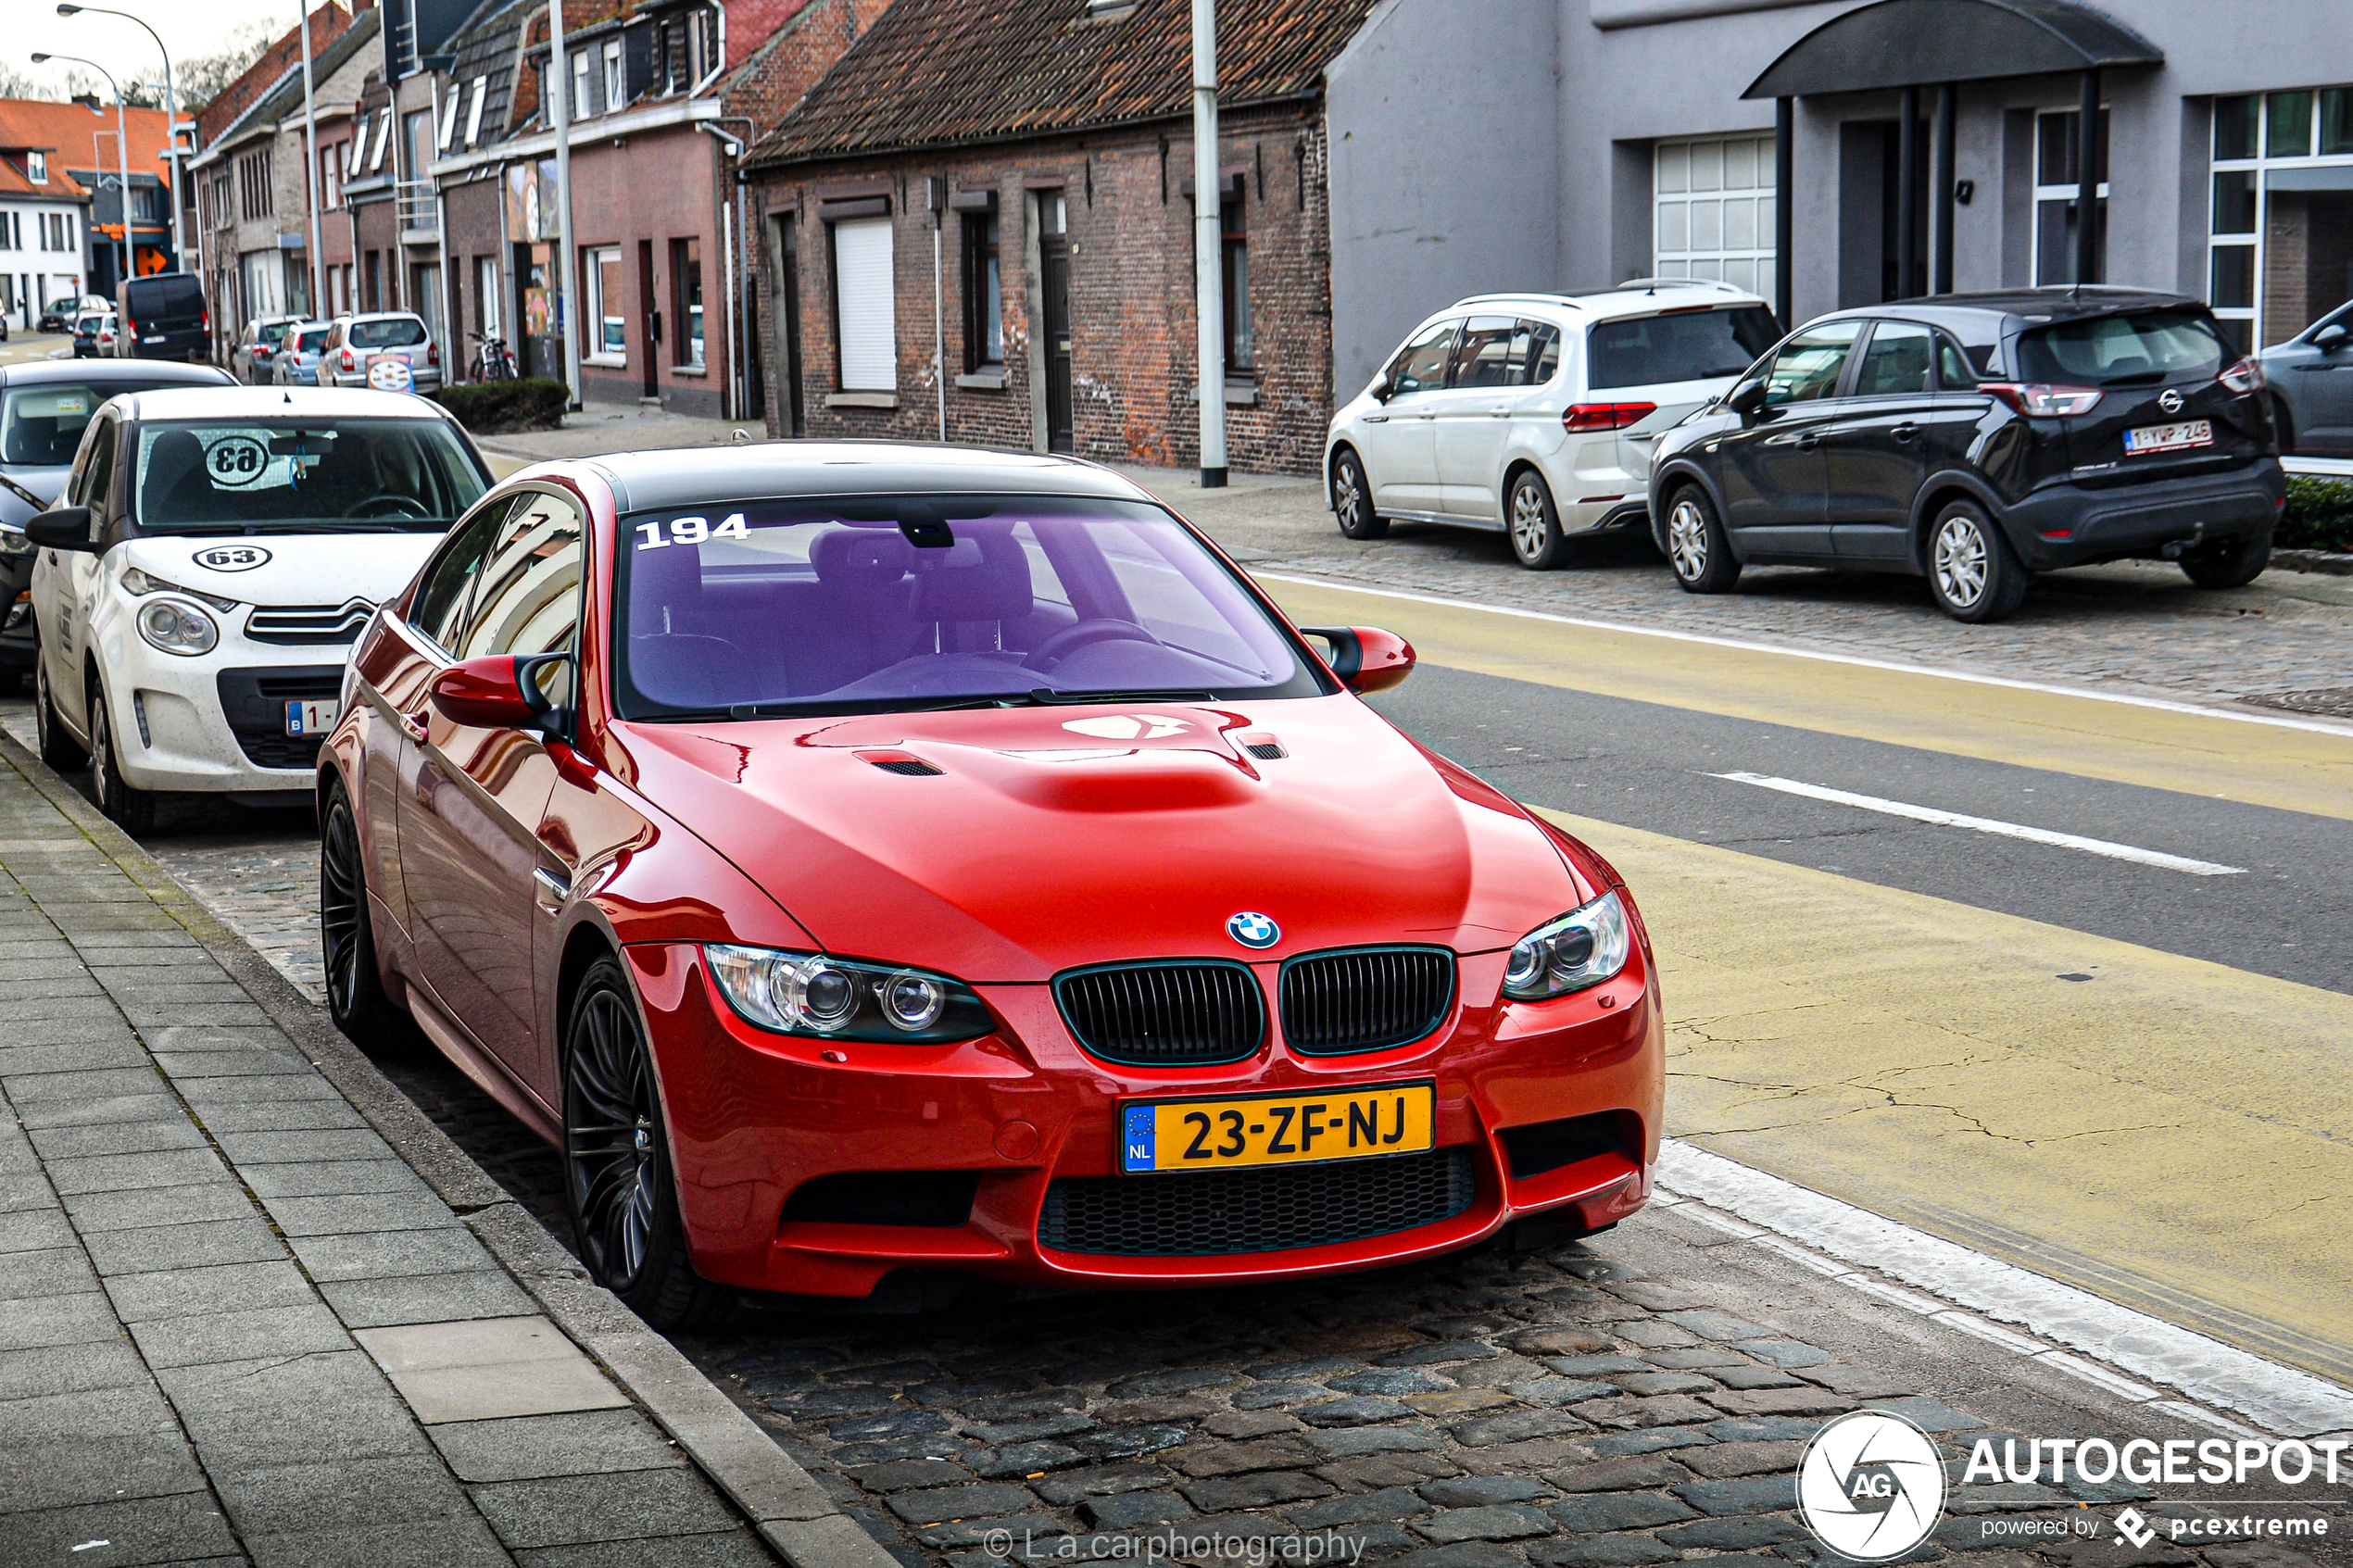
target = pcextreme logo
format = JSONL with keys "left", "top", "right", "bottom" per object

{"left": 1796, "top": 1410, "right": 1949, "bottom": 1561}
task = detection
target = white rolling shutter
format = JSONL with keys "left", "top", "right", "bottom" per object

{"left": 832, "top": 218, "right": 896, "bottom": 391}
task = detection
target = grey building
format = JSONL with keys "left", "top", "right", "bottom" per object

{"left": 1327, "top": 0, "right": 2353, "bottom": 391}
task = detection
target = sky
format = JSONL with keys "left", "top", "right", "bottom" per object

{"left": 19, "top": 0, "right": 307, "bottom": 100}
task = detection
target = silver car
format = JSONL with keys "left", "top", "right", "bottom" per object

{"left": 231, "top": 314, "right": 307, "bottom": 384}
{"left": 271, "top": 320, "right": 334, "bottom": 388}
{"left": 2260, "top": 300, "right": 2353, "bottom": 456}
{"left": 318, "top": 311, "right": 442, "bottom": 395}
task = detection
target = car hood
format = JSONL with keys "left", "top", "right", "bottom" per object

{"left": 0, "top": 464, "right": 70, "bottom": 531}
{"left": 118, "top": 532, "right": 444, "bottom": 608}
{"left": 611, "top": 695, "right": 1590, "bottom": 983}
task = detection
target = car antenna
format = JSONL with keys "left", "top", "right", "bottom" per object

{"left": 283, "top": 390, "right": 292, "bottom": 404}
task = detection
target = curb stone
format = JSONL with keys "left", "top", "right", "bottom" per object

{"left": 0, "top": 726, "right": 896, "bottom": 1568}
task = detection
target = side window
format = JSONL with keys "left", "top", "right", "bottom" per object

{"left": 1764, "top": 322, "right": 1862, "bottom": 405}
{"left": 1852, "top": 321, "right": 1936, "bottom": 397}
{"left": 1448, "top": 316, "right": 1517, "bottom": 389}
{"left": 1385, "top": 320, "right": 1458, "bottom": 396}
{"left": 79, "top": 417, "right": 119, "bottom": 517}
{"left": 1936, "top": 337, "right": 1980, "bottom": 390}
{"left": 409, "top": 495, "right": 514, "bottom": 655}
{"left": 1509, "top": 320, "right": 1562, "bottom": 386}
{"left": 458, "top": 489, "right": 586, "bottom": 710}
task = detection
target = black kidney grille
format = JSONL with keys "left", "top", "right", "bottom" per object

{"left": 1279, "top": 947, "right": 1456, "bottom": 1055}
{"left": 1038, "top": 1147, "right": 1477, "bottom": 1256}
{"left": 1054, "top": 961, "right": 1264, "bottom": 1066}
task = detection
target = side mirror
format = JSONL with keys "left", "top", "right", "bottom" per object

{"left": 1301, "top": 624, "right": 1416, "bottom": 696}
{"left": 1369, "top": 376, "right": 1393, "bottom": 404}
{"left": 25, "top": 505, "right": 96, "bottom": 552}
{"left": 430, "top": 652, "right": 567, "bottom": 733}
{"left": 1726, "top": 379, "right": 1768, "bottom": 420}
{"left": 2313, "top": 322, "right": 2349, "bottom": 351}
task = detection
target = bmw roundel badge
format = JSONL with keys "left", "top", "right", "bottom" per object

{"left": 1227, "top": 911, "right": 1280, "bottom": 949}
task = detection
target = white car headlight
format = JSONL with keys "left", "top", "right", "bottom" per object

{"left": 121, "top": 567, "right": 238, "bottom": 610}
{"left": 1502, "top": 890, "right": 1631, "bottom": 1001}
{"left": 134, "top": 596, "right": 219, "bottom": 657}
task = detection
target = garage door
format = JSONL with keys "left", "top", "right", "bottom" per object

{"left": 1654, "top": 135, "right": 1776, "bottom": 295}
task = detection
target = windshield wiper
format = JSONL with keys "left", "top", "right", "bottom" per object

{"left": 1026, "top": 687, "right": 1216, "bottom": 705}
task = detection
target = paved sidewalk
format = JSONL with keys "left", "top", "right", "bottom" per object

{"left": 0, "top": 734, "right": 853, "bottom": 1567}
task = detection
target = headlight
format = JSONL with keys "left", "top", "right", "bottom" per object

{"left": 134, "top": 596, "right": 219, "bottom": 657}
{"left": 0, "top": 526, "right": 31, "bottom": 561}
{"left": 1502, "top": 889, "right": 1631, "bottom": 1001}
{"left": 703, "top": 945, "right": 993, "bottom": 1043}
{"left": 121, "top": 567, "right": 238, "bottom": 610}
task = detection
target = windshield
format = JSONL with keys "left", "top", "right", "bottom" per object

{"left": 1588, "top": 306, "right": 1782, "bottom": 389}
{"left": 613, "top": 495, "right": 1326, "bottom": 719}
{"left": 290, "top": 326, "right": 331, "bottom": 354}
{"left": 2016, "top": 308, "right": 2226, "bottom": 385}
{"left": 132, "top": 419, "right": 484, "bottom": 534}
{"left": 257, "top": 320, "right": 295, "bottom": 346}
{"left": 350, "top": 317, "right": 428, "bottom": 349}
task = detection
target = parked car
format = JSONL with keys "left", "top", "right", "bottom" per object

{"left": 1648, "top": 287, "right": 2284, "bottom": 622}
{"left": 2259, "top": 298, "right": 2353, "bottom": 456}
{"left": 25, "top": 386, "right": 493, "bottom": 832}
{"left": 40, "top": 295, "right": 107, "bottom": 332}
{"left": 1327, "top": 280, "right": 1781, "bottom": 569}
{"left": 71, "top": 311, "right": 117, "bottom": 358}
{"left": 271, "top": 321, "right": 334, "bottom": 388}
{"left": 318, "top": 311, "right": 441, "bottom": 394}
{"left": 0, "top": 360, "right": 237, "bottom": 684}
{"left": 232, "top": 314, "right": 308, "bottom": 384}
{"left": 316, "top": 444, "right": 1664, "bottom": 1327}
{"left": 114, "top": 273, "right": 210, "bottom": 362}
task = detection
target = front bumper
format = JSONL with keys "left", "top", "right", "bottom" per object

{"left": 629, "top": 941, "right": 1665, "bottom": 1299}
{"left": 1, "top": 552, "right": 31, "bottom": 671}
{"left": 2006, "top": 461, "right": 2285, "bottom": 570}
{"left": 96, "top": 623, "right": 348, "bottom": 795}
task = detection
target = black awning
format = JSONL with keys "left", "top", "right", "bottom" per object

{"left": 1743, "top": 0, "right": 2162, "bottom": 98}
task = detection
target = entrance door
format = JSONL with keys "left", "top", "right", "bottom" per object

{"left": 637, "top": 239, "right": 659, "bottom": 400}
{"left": 1041, "top": 231, "right": 1073, "bottom": 453}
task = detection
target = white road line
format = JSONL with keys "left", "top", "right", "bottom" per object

{"left": 1655, "top": 1139, "right": 2353, "bottom": 1437}
{"left": 1252, "top": 571, "right": 2353, "bottom": 740}
{"left": 1710, "top": 770, "right": 2247, "bottom": 876}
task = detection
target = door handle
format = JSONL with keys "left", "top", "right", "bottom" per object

{"left": 398, "top": 710, "right": 427, "bottom": 744}
{"left": 1892, "top": 423, "right": 1921, "bottom": 443}
{"left": 533, "top": 866, "right": 570, "bottom": 914}
{"left": 1795, "top": 433, "right": 1822, "bottom": 449}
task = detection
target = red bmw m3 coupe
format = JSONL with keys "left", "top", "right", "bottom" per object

{"left": 318, "top": 445, "right": 1662, "bottom": 1328}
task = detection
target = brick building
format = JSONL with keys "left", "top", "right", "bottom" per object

{"left": 747, "top": 0, "right": 1374, "bottom": 477}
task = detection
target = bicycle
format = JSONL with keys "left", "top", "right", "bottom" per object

{"left": 468, "top": 331, "right": 517, "bottom": 383}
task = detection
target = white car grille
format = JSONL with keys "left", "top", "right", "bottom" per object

{"left": 245, "top": 598, "right": 374, "bottom": 646}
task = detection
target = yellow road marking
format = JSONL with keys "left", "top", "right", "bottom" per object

{"left": 1533, "top": 806, "right": 2353, "bottom": 1382}
{"left": 1265, "top": 579, "right": 2353, "bottom": 822}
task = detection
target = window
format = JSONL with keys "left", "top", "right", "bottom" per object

{"left": 960, "top": 207, "right": 1001, "bottom": 370}
{"left": 409, "top": 497, "right": 513, "bottom": 656}
{"left": 1585, "top": 307, "right": 1781, "bottom": 389}
{"left": 477, "top": 254, "right": 501, "bottom": 336}
{"left": 603, "top": 40, "right": 624, "bottom": 111}
{"left": 238, "top": 148, "right": 275, "bottom": 220}
{"left": 349, "top": 117, "right": 370, "bottom": 175}
{"left": 26, "top": 152, "right": 44, "bottom": 184}
{"left": 1654, "top": 134, "right": 1775, "bottom": 293}
{"left": 403, "top": 109, "right": 433, "bottom": 181}
{"left": 368, "top": 109, "right": 391, "bottom": 173}
{"left": 1761, "top": 320, "right": 1860, "bottom": 404}
{"left": 437, "top": 86, "right": 461, "bottom": 153}
{"left": 1851, "top": 321, "right": 1935, "bottom": 397}
{"left": 458, "top": 489, "right": 585, "bottom": 704}
{"left": 2208, "top": 87, "right": 2353, "bottom": 353}
{"left": 464, "top": 78, "right": 486, "bottom": 148}
{"left": 1381, "top": 319, "right": 1456, "bottom": 396}
{"left": 672, "top": 235, "right": 704, "bottom": 370}
{"left": 2032, "top": 107, "right": 2109, "bottom": 286}
{"left": 322, "top": 142, "right": 342, "bottom": 209}
{"left": 830, "top": 218, "right": 893, "bottom": 390}
{"left": 585, "top": 245, "right": 623, "bottom": 361}
{"left": 1449, "top": 317, "right": 1517, "bottom": 387}
{"left": 571, "top": 49, "right": 591, "bottom": 120}
{"left": 1222, "top": 194, "right": 1251, "bottom": 371}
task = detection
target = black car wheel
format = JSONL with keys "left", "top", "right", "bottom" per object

{"left": 1665, "top": 485, "right": 1741, "bottom": 594}
{"left": 1331, "top": 449, "right": 1387, "bottom": 540}
{"left": 2180, "top": 531, "right": 2272, "bottom": 590}
{"left": 321, "top": 782, "right": 407, "bottom": 1050}
{"left": 563, "top": 960, "right": 733, "bottom": 1331}
{"left": 1507, "top": 470, "right": 1572, "bottom": 571}
{"left": 87, "top": 678, "right": 157, "bottom": 835}
{"left": 1925, "top": 500, "right": 2029, "bottom": 622}
{"left": 33, "top": 652, "right": 87, "bottom": 771}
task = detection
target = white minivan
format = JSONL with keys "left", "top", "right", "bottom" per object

{"left": 1325, "top": 280, "right": 1780, "bottom": 569}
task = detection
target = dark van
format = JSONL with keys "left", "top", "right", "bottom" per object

{"left": 114, "top": 273, "right": 209, "bottom": 362}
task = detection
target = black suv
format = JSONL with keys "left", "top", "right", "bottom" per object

{"left": 1647, "top": 288, "right": 2284, "bottom": 621}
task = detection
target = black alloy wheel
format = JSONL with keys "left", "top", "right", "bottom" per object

{"left": 1330, "top": 449, "right": 1388, "bottom": 540}
{"left": 1924, "top": 499, "right": 2030, "bottom": 623}
{"left": 320, "top": 783, "right": 406, "bottom": 1049}
{"left": 2180, "top": 532, "right": 2272, "bottom": 590}
{"left": 1664, "top": 484, "right": 1742, "bottom": 594}
{"left": 563, "top": 960, "right": 732, "bottom": 1331}
{"left": 87, "top": 678, "right": 157, "bottom": 835}
{"left": 1507, "top": 470, "right": 1572, "bottom": 571}
{"left": 33, "top": 650, "right": 86, "bottom": 771}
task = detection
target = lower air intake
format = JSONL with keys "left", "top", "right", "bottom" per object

{"left": 1038, "top": 1147, "right": 1477, "bottom": 1256}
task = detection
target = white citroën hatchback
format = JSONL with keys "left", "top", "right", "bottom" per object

{"left": 1325, "top": 280, "right": 1781, "bottom": 569}
{"left": 28, "top": 387, "right": 491, "bottom": 832}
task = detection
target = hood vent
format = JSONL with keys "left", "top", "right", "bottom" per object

{"left": 855, "top": 749, "right": 943, "bottom": 776}
{"left": 1243, "top": 741, "right": 1287, "bottom": 760}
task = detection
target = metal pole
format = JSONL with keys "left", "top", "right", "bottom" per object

{"left": 1774, "top": 96, "right": 1793, "bottom": 331}
{"left": 1931, "top": 82, "right": 1956, "bottom": 295}
{"left": 1190, "top": 0, "right": 1225, "bottom": 487}
{"left": 58, "top": 7, "right": 187, "bottom": 275}
{"left": 1895, "top": 84, "right": 1919, "bottom": 298}
{"left": 548, "top": 0, "right": 581, "bottom": 408}
{"left": 296, "top": 0, "right": 324, "bottom": 314}
{"left": 930, "top": 190, "right": 944, "bottom": 441}
{"left": 2074, "top": 69, "right": 2100, "bottom": 285}
{"left": 45, "top": 56, "right": 132, "bottom": 291}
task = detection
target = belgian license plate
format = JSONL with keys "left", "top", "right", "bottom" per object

{"left": 2124, "top": 420, "right": 2212, "bottom": 455}
{"left": 284, "top": 699, "right": 337, "bottom": 736}
{"left": 1118, "top": 1082, "right": 1435, "bottom": 1174}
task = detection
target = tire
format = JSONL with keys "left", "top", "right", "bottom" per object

{"left": 1664, "top": 484, "right": 1742, "bottom": 594}
{"left": 563, "top": 960, "right": 734, "bottom": 1331}
{"left": 1506, "top": 470, "right": 1572, "bottom": 571}
{"left": 320, "top": 781, "right": 408, "bottom": 1050}
{"left": 33, "top": 651, "right": 87, "bottom": 772}
{"left": 88, "top": 677, "right": 157, "bottom": 836}
{"left": 2181, "top": 531, "right": 2272, "bottom": 589}
{"left": 1330, "top": 449, "right": 1388, "bottom": 540}
{"left": 1925, "top": 499, "right": 2030, "bottom": 622}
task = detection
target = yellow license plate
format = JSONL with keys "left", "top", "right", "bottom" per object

{"left": 1118, "top": 1083, "right": 1435, "bottom": 1174}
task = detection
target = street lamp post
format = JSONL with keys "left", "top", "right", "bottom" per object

{"left": 1190, "top": 0, "right": 1226, "bottom": 488}
{"left": 34, "top": 51, "right": 130, "bottom": 295}
{"left": 293, "top": 0, "right": 324, "bottom": 315}
{"left": 57, "top": 4, "right": 187, "bottom": 277}
{"left": 548, "top": 0, "right": 582, "bottom": 409}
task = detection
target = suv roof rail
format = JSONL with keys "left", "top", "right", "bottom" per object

{"left": 1451, "top": 293, "right": 1588, "bottom": 310}
{"left": 1613, "top": 277, "right": 1748, "bottom": 295}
